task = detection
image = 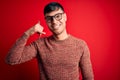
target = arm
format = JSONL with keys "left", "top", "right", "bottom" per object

{"left": 5, "top": 22, "right": 46, "bottom": 65}
{"left": 80, "top": 41, "right": 94, "bottom": 80}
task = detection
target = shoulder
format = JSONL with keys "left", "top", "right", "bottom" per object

{"left": 70, "top": 35, "right": 90, "bottom": 53}
{"left": 70, "top": 35, "right": 86, "bottom": 44}
{"left": 32, "top": 36, "right": 47, "bottom": 44}
{"left": 34, "top": 35, "right": 53, "bottom": 44}
{"left": 70, "top": 35, "right": 88, "bottom": 48}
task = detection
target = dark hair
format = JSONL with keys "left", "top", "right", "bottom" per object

{"left": 44, "top": 2, "right": 64, "bottom": 15}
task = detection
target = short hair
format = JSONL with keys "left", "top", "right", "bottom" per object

{"left": 44, "top": 2, "right": 64, "bottom": 15}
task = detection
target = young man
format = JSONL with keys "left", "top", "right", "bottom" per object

{"left": 6, "top": 2, "right": 94, "bottom": 80}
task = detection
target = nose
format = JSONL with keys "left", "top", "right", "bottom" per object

{"left": 52, "top": 17, "right": 57, "bottom": 23}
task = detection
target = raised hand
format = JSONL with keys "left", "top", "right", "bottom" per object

{"left": 25, "top": 21, "right": 46, "bottom": 37}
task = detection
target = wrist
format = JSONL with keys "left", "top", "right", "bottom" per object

{"left": 25, "top": 27, "right": 35, "bottom": 36}
{"left": 24, "top": 31, "right": 31, "bottom": 37}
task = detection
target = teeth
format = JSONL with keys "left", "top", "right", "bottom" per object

{"left": 53, "top": 24, "right": 60, "bottom": 30}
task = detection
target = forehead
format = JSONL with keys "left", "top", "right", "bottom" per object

{"left": 45, "top": 8, "right": 63, "bottom": 16}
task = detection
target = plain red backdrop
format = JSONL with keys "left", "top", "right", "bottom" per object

{"left": 0, "top": 0, "right": 120, "bottom": 80}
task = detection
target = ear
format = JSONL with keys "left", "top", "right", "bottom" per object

{"left": 64, "top": 13, "right": 67, "bottom": 21}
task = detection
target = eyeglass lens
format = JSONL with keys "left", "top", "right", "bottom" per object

{"left": 45, "top": 13, "right": 63, "bottom": 23}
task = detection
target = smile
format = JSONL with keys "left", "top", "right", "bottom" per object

{"left": 52, "top": 24, "right": 61, "bottom": 30}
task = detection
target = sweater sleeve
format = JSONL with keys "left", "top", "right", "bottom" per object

{"left": 79, "top": 41, "right": 94, "bottom": 80}
{"left": 5, "top": 33, "right": 37, "bottom": 65}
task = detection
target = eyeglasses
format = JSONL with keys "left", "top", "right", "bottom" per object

{"left": 45, "top": 13, "right": 64, "bottom": 23}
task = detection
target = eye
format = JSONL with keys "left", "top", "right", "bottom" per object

{"left": 55, "top": 14, "right": 61, "bottom": 19}
{"left": 45, "top": 16, "right": 53, "bottom": 23}
{"left": 46, "top": 16, "right": 52, "bottom": 20}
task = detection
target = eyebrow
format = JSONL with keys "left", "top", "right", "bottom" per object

{"left": 45, "top": 12, "right": 64, "bottom": 17}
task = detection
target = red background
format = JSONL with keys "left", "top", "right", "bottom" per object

{"left": 0, "top": 0, "right": 120, "bottom": 80}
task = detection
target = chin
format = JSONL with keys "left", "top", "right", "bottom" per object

{"left": 53, "top": 31, "right": 61, "bottom": 35}
{"left": 53, "top": 29, "right": 65, "bottom": 35}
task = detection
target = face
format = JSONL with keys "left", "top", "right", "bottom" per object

{"left": 45, "top": 8, "right": 67, "bottom": 35}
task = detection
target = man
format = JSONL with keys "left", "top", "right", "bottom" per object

{"left": 6, "top": 2, "right": 94, "bottom": 80}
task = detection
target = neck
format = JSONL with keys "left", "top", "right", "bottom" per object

{"left": 53, "top": 30, "right": 69, "bottom": 41}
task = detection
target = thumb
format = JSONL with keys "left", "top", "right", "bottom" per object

{"left": 40, "top": 32, "right": 46, "bottom": 34}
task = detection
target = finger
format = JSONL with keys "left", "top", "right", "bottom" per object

{"left": 37, "top": 31, "right": 46, "bottom": 35}
{"left": 38, "top": 20, "right": 40, "bottom": 24}
{"left": 40, "top": 32, "right": 46, "bottom": 34}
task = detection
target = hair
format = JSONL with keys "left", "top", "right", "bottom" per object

{"left": 44, "top": 2, "right": 64, "bottom": 15}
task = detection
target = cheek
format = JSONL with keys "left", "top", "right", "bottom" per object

{"left": 46, "top": 23, "right": 51, "bottom": 27}
{"left": 60, "top": 20, "right": 66, "bottom": 26}
{"left": 47, "top": 23, "right": 52, "bottom": 29}
{"left": 61, "top": 17, "right": 67, "bottom": 25}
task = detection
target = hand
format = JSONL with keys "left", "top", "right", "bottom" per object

{"left": 34, "top": 21, "right": 46, "bottom": 34}
{"left": 25, "top": 21, "right": 46, "bottom": 36}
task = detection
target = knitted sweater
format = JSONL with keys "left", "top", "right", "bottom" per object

{"left": 6, "top": 34, "right": 94, "bottom": 80}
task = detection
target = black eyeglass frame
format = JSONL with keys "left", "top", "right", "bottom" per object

{"left": 45, "top": 13, "right": 64, "bottom": 23}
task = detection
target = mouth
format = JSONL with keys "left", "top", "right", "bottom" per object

{"left": 52, "top": 24, "right": 61, "bottom": 30}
